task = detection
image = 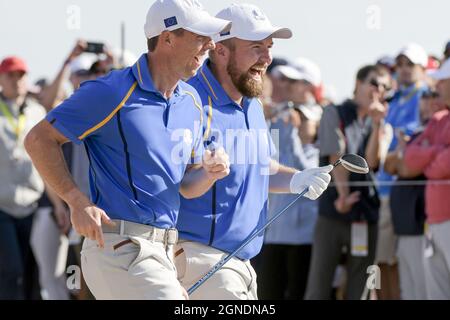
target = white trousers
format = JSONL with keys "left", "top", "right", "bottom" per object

{"left": 424, "top": 220, "right": 450, "bottom": 300}
{"left": 81, "top": 233, "right": 184, "bottom": 300}
{"left": 175, "top": 240, "right": 258, "bottom": 300}
{"left": 396, "top": 235, "right": 426, "bottom": 300}
{"left": 30, "top": 207, "right": 70, "bottom": 300}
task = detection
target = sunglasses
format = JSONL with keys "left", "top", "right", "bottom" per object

{"left": 422, "top": 90, "right": 439, "bottom": 99}
{"left": 369, "top": 78, "right": 390, "bottom": 91}
{"left": 396, "top": 60, "right": 414, "bottom": 68}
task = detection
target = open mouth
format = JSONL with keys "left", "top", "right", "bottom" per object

{"left": 248, "top": 66, "right": 265, "bottom": 79}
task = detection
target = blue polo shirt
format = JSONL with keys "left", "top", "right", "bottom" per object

{"left": 264, "top": 117, "right": 319, "bottom": 245}
{"left": 177, "top": 60, "right": 276, "bottom": 260}
{"left": 377, "top": 83, "right": 427, "bottom": 197}
{"left": 46, "top": 53, "right": 204, "bottom": 228}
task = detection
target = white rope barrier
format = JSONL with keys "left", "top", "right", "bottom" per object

{"left": 331, "top": 180, "right": 450, "bottom": 187}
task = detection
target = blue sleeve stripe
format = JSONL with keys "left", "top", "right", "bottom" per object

{"left": 77, "top": 81, "right": 138, "bottom": 140}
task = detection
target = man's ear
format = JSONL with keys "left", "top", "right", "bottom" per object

{"left": 159, "top": 30, "right": 174, "bottom": 48}
{"left": 215, "top": 42, "right": 231, "bottom": 59}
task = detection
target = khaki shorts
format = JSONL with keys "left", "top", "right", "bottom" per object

{"left": 81, "top": 233, "right": 185, "bottom": 300}
{"left": 174, "top": 240, "right": 258, "bottom": 300}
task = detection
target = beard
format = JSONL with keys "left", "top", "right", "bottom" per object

{"left": 227, "top": 54, "right": 265, "bottom": 98}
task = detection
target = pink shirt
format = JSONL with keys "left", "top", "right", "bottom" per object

{"left": 404, "top": 109, "right": 450, "bottom": 224}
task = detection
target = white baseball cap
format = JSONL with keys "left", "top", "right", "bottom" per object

{"left": 276, "top": 57, "right": 322, "bottom": 87}
{"left": 215, "top": 3, "right": 292, "bottom": 42}
{"left": 70, "top": 54, "right": 96, "bottom": 75}
{"left": 429, "top": 58, "right": 450, "bottom": 81}
{"left": 144, "top": 0, "right": 232, "bottom": 39}
{"left": 396, "top": 43, "right": 428, "bottom": 68}
{"left": 295, "top": 104, "right": 323, "bottom": 122}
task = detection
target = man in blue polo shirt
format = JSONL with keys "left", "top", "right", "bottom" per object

{"left": 375, "top": 43, "right": 428, "bottom": 300}
{"left": 175, "top": 3, "right": 333, "bottom": 300}
{"left": 24, "top": 0, "right": 232, "bottom": 300}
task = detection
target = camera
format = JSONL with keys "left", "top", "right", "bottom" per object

{"left": 84, "top": 42, "right": 105, "bottom": 54}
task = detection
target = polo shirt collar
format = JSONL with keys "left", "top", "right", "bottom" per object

{"left": 398, "top": 82, "right": 420, "bottom": 96}
{"left": 198, "top": 60, "right": 235, "bottom": 107}
{"left": 132, "top": 53, "right": 183, "bottom": 96}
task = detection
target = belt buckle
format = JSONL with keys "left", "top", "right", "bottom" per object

{"left": 164, "top": 228, "right": 178, "bottom": 246}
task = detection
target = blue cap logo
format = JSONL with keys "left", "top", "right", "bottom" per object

{"left": 164, "top": 16, "right": 178, "bottom": 28}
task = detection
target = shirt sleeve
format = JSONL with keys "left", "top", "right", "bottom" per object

{"left": 404, "top": 117, "right": 440, "bottom": 172}
{"left": 424, "top": 147, "right": 450, "bottom": 179}
{"left": 45, "top": 79, "right": 122, "bottom": 145}
{"left": 318, "top": 106, "right": 345, "bottom": 157}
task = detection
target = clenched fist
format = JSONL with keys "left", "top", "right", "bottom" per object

{"left": 202, "top": 147, "right": 230, "bottom": 181}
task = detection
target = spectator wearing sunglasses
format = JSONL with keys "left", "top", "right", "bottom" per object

{"left": 305, "top": 65, "right": 390, "bottom": 300}
{"left": 376, "top": 43, "right": 429, "bottom": 300}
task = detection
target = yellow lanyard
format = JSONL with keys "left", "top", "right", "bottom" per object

{"left": 0, "top": 100, "right": 26, "bottom": 139}
{"left": 399, "top": 83, "right": 420, "bottom": 105}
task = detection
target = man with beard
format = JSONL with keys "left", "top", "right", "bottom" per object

{"left": 175, "top": 3, "right": 333, "bottom": 300}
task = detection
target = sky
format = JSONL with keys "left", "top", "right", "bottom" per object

{"left": 1, "top": 0, "right": 449, "bottom": 101}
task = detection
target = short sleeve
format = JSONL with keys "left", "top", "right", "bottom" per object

{"left": 318, "top": 106, "right": 345, "bottom": 157}
{"left": 45, "top": 79, "right": 124, "bottom": 145}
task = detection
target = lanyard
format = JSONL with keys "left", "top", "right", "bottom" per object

{"left": 398, "top": 83, "right": 420, "bottom": 105}
{"left": 0, "top": 100, "right": 26, "bottom": 139}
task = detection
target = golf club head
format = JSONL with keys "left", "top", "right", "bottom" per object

{"left": 336, "top": 154, "right": 369, "bottom": 174}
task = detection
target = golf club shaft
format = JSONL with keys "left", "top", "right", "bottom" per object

{"left": 187, "top": 187, "right": 310, "bottom": 295}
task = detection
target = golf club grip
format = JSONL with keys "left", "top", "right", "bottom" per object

{"left": 187, "top": 186, "right": 310, "bottom": 295}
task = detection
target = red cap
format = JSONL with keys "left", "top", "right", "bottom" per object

{"left": 0, "top": 56, "right": 28, "bottom": 74}
{"left": 426, "top": 56, "right": 440, "bottom": 71}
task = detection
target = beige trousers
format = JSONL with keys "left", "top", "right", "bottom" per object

{"left": 81, "top": 233, "right": 185, "bottom": 300}
{"left": 424, "top": 220, "right": 450, "bottom": 299}
{"left": 174, "top": 240, "right": 258, "bottom": 300}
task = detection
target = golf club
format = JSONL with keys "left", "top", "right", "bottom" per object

{"left": 187, "top": 153, "right": 369, "bottom": 295}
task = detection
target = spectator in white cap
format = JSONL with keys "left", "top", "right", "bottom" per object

{"left": 25, "top": 0, "right": 232, "bottom": 300}
{"left": 259, "top": 57, "right": 324, "bottom": 300}
{"left": 264, "top": 58, "right": 291, "bottom": 121}
{"left": 375, "top": 42, "right": 429, "bottom": 300}
{"left": 276, "top": 57, "right": 322, "bottom": 105}
{"left": 175, "top": 3, "right": 332, "bottom": 300}
{"left": 404, "top": 57, "right": 450, "bottom": 299}
{"left": 264, "top": 57, "right": 322, "bottom": 125}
